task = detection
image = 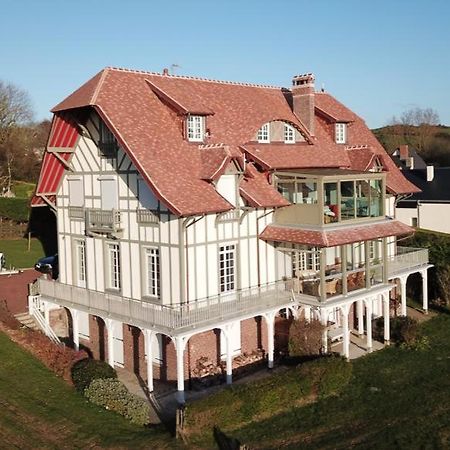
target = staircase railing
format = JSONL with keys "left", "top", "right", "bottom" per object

{"left": 28, "top": 293, "right": 62, "bottom": 345}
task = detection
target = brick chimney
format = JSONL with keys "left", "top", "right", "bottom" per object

{"left": 292, "top": 73, "right": 315, "bottom": 136}
{"left": 398, "top": 144, "right": 409, "bottom": 159}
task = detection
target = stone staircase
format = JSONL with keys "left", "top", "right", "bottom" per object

{"left": 14, "top": 312, "right": 40, "bottom": 331}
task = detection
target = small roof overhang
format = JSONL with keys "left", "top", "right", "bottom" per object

{"left": 259, "top": 219, "right": 414, "bottom": 248}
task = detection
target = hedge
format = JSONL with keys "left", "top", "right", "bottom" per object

{"left": 0, "top": 197, "right": 30, "bottom": 222}
{"left": 71, "top": 358, "right": 117, "bottom": 392}
{"left": 85, "top": 378, "right": 151, "bottom": 426}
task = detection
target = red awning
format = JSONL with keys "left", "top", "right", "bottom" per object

{"left": 259, "top": 220, "right": 414, "bottom": 247}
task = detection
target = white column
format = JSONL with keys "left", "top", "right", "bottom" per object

{"left": 222, "top": 326, "right": 233, "bottom": 384}
{"left": 382, "top": 294, "right": 390, "bottom": 344}
{"left": 341, "top": 304, "right": 350, "bottom": 359}
{"left": 365, "top": 299, "right": 373, "bottom": 351}
{"left": 421, "top": 270, "right": 428, "bottom": 313}
{"left": 43, "top": 301, "right": 50, "bottom": 326}
{"left": 264, "top": 312, "right": 276, "bottom": 369}
{"left": 357, "top": 300, "right": 364, "bottom": 336}
{"left": 70, "top": 309, "right": 80, "bottom": 351}
{"left": 105, "top": 318, "right": 115, "bottom": 368}
{"left": 399, "top": 276, "right": 407, "bottom": 316}
{"left": 174, "top": 336, "right": 187, "bottom": 404}
{"left": 320, "top": 308, "right": 328, "bottom": 354}
{"left": 143, "top": 329, "right": 154, "bottom": 393}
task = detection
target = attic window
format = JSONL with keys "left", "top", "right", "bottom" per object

{"left": 284, "top": 124, "right": 295, "bottom": 143}
{"left": 187, "top": 115, "right": 205, "bottom": 142}
{"left": 335, "top": 123, "right": 347, "bottom": 144}
{"left": 257, "top": 123, "right": 270, "bottom": 143}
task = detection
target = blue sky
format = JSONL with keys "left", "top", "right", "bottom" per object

{"left": 1, "top": 0, "right": 449, "bottom": 128}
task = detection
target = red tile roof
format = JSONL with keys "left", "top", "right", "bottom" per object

{"left": 346, "top": 147, "right": 376, "bottom": 171}
{"left": 35, "top": 67, "right": 419, "bottom": 214}
{"left": 260, "top": 220, "right": 414, "bottom": 247}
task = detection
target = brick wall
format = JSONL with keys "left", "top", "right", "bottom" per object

{"left": 0, "top": 269, "right": 39, "bottom": 314}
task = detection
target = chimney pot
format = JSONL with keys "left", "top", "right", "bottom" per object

{"left": 162, "top": 68, "right": 169, "bottom": 76}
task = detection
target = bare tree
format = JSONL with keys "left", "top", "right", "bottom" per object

{"left": 390, "top": 107, "right": 440, "bottom": 154}
{"left": 0, "top": 81, "right": 34, "bottom": 193}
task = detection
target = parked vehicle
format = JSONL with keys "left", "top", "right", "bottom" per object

{"left": 35, "top": 254, "right": 58, "bottom": 278}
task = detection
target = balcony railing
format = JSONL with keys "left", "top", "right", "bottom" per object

{"left": 387, "top": 247, "right": 429, "bottom": 277}
{"left": 35, "top": 278, "right": 294, "bottom": 334}
{"left": 136, "top": 209, "right": 159, "bottom": 225}
{"left": 68, "top": 206, "right": 85, "bottom": 220}
{"left": 217, "top": 209, "right": 241, "bottom": 223}
{"left": 86, "top": 208, "right": 122, "bottom": 235}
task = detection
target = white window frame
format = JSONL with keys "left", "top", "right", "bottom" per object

{"left": 293, "top": 248, "right": 320, "bottom": 273}
{"left": 144, "top": 247, "right": 160, "bottom": 299}
{"left": 284, "top": 124, "right": 295, "bottom": 144}
{"left": 219, "top": 244, "right": 236, "bottom": 293}
{"left": 187, "top": 115, "right": 204, "bottom": 142}
{"left": 106, "top": 242, "right": 121, "bottom": 291}
{"left": 257, "top": 123, "right": 270, "bottom": 143}
{"left": 74, "top": 239, "right": 87, "bottom": 288}
{"left": 335, "top": 123, "right": 347, "bottom": 144}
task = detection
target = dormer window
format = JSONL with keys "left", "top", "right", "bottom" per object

{"left": 284, "top": 124, "right": 295, "bottom": 143}
{"left": 187, "top": 115, "right": 205, "bottom": 142}
{"left": 257, "top": 123, "right": 270, "bottom": 143}
{"left": 370, "top": 156, "right": 384, "bottom": 173}
{"left": 335, "top": 123, "right": 347, "bottom": 144}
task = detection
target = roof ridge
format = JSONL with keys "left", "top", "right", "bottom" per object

{"left": 106, "top": 66, "right": 282, "bottom": 90}
{"left": 91, "top": 68, "right": 109, "bottom": 105}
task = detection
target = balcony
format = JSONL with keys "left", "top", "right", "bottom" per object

{"left": 34, "top": 278, "right": 294, "bottom": 335}
{"left": 216, "top": 209, "right": 241, "bottom": 223}
{"left": 136, "top": 208, "right": 159, "bottom": 225}
{"left": 85, "top": 208, "right": 122, "bottom": 236}
{"left": 287, "top": 247, "right": 429, "bottom": 302}
{"left": 387, "top": 247, "right": 429, "bottom": 278}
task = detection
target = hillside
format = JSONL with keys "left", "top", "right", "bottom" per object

{"left": 372, "top": 124, "right": 450, "bottom": 166}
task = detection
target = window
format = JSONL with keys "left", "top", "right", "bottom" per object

{"left": 293, "top": 248, "right": 320, "bottom": 273}
{"left": 68, "top": 178, "right": 84, "bottom": 207}
{"left": 219, "top": 244, "right": 236, "bottom": 293}
{"left": 100, "top": 177, "right": 118, "bottom": 210}
{"left": 74, "top": 239, "right": 86, "bottom": 287}
{"left": 257, "top": 123, "right": 270, "bottom": 143}
{"left": 106, "top": 243, "right": 121, "bottom": 290}
{"left": 99, "top": 121, "right": 118, "bottom": 157}
{"left": 187, "top": 115, "right": 204, "bottom": 142}
{"left": 335, "top": 123, "right": 347, "bottom": 144}
{"left": 284, "top": 124, "right": 295, "bottom": 143}
{"left": 412, "top": 217, "right": 418, "bottom": 227}
{"left": 144, "top": 247, "right": 160, "bottom": 298}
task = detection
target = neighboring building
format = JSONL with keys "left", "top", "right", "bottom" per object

{"left": 393, "top": 145, "right": 450, "bottom": 234}
{"left": 30, "top": 68, "right": 430, "bottom": 403}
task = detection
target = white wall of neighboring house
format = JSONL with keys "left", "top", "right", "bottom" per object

{"left": 396, "top": 207, "right": 417, "bottom": 228}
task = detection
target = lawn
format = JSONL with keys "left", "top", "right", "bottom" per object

{"left": 0, "top": 331, "right": 176, "bottom": 449}
{"left": 12, "top": 180, "right": 35, "bottom": 198}
{"left": 187, "top": 312, "right": 450, "bottom": 449}
{"left": 0, "top": 238, "right": 45, "bottom": 269}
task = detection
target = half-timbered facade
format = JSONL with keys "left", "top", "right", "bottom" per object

{"left": 30, "top": 68, "right": 431, "bottom": 403}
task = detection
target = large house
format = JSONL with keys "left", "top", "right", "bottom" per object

{"left": 393, "top": 144, "right": 450, "bottom": 233}
{"left": 30, "top": 68, "right": 431, "bottom": 403}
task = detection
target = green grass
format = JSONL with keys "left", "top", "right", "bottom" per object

{"left": 0, "top": 331, "right": 175, "bottom": 449}
{"left": 0, "top": 238, "right": 45, "bottom": 269}
{"left": 12, "top": 181, "right": 35, "bottom": 199}
{"left": 187, "top": 313, "right": 450, "bottom": 449}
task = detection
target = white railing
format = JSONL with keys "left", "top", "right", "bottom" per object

{"left": 217, "top": 210, "right": 241, "bottom": 223}
{"left": 387, "top": 247, "right": 429, "bottom": 277}
{"left": 86, "top": 208, "right": 121, "bottom": 233}
{"left": 68, "top": 206, "right": 85, "bottom": 220}
{"left": 136, "top": 209, "right": 159, "bottom": 224}
{"left": 35, "top": 278, "right": 293, "bottom": 333}
{"left": 28, "top": 294, "right": 62, "bottom": 345}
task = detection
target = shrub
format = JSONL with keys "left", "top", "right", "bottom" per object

{"left": 71, "top": 358, "right": 117, "bottom": 392}
{"left": 85, "top": 378, "right": 150, "bottom": 426}
{"left": 288, "top": 318, "right": 325, "bottom": 357}
{"left": 390, "top": 316, "right": 419, "bottom": 346}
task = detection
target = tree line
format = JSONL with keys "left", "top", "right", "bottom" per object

{"left": 374, "top": 107, "right": 450, "bottom": 167}
{"left": 0, "top": 80, "right": 50, "bottom": 195}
